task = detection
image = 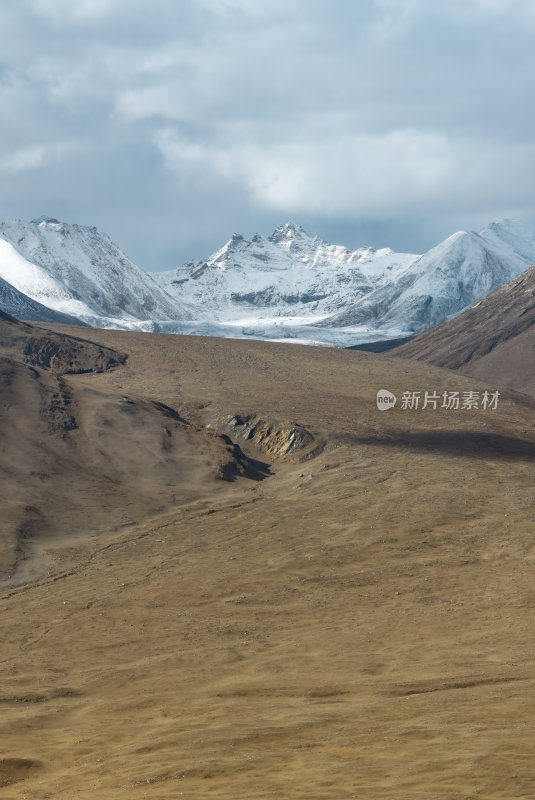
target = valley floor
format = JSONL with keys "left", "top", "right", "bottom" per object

{"left": 1, "top": 327, "right": 535, "bottom": 799}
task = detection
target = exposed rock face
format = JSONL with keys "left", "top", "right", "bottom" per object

{"left": 207, "top": 413, "right": 318, "bottom": 460}
{"left": 22, "top": 334, "right": 126, "bottom": 374}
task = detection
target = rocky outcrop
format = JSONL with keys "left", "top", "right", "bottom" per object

{"left": 207, "top": 413, "right": 318, "bottom": 460}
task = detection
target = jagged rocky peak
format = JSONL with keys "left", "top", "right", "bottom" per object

{"left": 29, "top": 216, "right": 100, "bottom": 236}
{"left": 228, "top": 233, "right": 245, "bottom": 249}
{"left": 251, "top": 232, "right": 272, "bottom": 247}
{"left": 31, "top": 215, "right": 61, "bottom": 225}
{"left": 269, "top": 222, "right": 310, "bottom": 244}
{"left": 214, "top": 233, "right": 246, "bottom": 258}
{"left": 211, "top": 233, "right": 247, "bottom": 265}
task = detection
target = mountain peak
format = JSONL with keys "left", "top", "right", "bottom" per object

{"left": 268, "top": 222, "right": 310, "bottom": 243}
{"left": 482, "top": 217, "right": 519, "bottom": 230}
{"left": 30, "top": 215, "right": 61, "bottom": 225}
{"left": 219, "top": 233, "right": 246, "bottom": 254}
{"left": 479, "top": 218, "right": 534, "bottom": 238}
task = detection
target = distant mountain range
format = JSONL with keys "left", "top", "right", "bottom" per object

{"left": 1, "top": 216, "right": 535, "bottom": 346}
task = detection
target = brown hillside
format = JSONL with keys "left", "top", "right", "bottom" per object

{"left": 1, "top": 324, "right": 535, "bottom": 798}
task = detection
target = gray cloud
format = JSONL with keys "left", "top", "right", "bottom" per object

{"left": 0, "top": 0, "right": 533, "bottom": 267}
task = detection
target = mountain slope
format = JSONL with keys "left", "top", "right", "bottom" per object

{"left": 0, "top": 272, "right": 83, "bottom": 325}
{"left": 391, "top": 263, "right": 535, "bottom": 397}
{"left": 0, "top": 310, "right": 125, "bottom": 373}
{"left": 0, "top": 217, "right": 192, "bottom": 327}
{"left": 0, "top": 316, "right": 265, "bottom": 585}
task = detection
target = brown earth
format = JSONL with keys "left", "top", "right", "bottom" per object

{"left": 1, "top": 321, "right": 535, "bottom": 798}
{"left": 0, "top": 310, "right": 125, "bottom": 374}
{"left": 0, "top": 317, "right": 265, "bottom": 585}
{"left": 392, "top": 265, "right": 535, "bottom": 397}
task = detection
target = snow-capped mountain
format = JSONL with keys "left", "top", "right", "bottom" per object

{"left": 323, "top": 220, "right": 535, "bottom": 332}
{"left": 151, "top": 219, "right": 535, "bottom": 344}
{"left": 0, "top": 217, "right": 192, "bottom": 328}
{"left": 151, "top": 223, "right": 418, "bottom": 325}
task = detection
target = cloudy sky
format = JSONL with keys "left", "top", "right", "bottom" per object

{"left": 1, "top": 0, "right": 533, "bottom": 269}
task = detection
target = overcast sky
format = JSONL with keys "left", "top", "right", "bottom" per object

{"left": 1, "top": 0, "right": 534, "bottom": 269}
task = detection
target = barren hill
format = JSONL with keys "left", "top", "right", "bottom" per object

{"left": 1, "top": 324, "right": 535, "bottom": 798}
{"left": 0, "top": 318, "right": 265, "bottom": 585}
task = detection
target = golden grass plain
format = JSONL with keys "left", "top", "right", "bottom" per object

{"left": 1, "top": 325, "right": 535, "bottom": 799}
